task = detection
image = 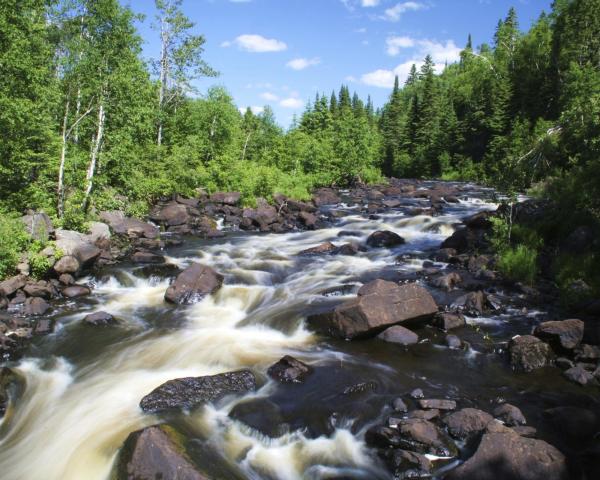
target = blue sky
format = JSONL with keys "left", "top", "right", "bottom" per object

{"left": 123, "top": 0, "right": 552, "bottom": 126}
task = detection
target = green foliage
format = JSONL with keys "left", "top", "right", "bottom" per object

{"left": 497, "top": 245, "right": 538, "bottom": 285}
{"left": 0, "top": 215, "right": 30, "bottom": 279}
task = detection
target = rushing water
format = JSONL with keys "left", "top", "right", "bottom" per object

{"left": 0, "top": 183, "right": 592, "bottom": 479}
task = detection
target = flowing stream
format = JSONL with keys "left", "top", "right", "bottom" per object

{"left": 0, "top": 182, "right": 590, "bottom": 479}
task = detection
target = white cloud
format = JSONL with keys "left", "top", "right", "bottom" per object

{"left": 361, "top": 69, "right": 397, "bottom": 88}
{"left": 361, "top": 0, "right": 380, "bottom": 6}
{"left": 239, "top": 106, "right": 264, "bottom": 114}
{"left": 286, "top": 57, "right": 321, "bottom": 70}
{"left": 279, "top": 97, "right": 304, "bottom": 109}
{"left": 386, "top": 36, "right": 416, "bottom": 55}
{"left": 260, "top": 92, "right": 279, "bottom": 101}
{"left": 345, "top": 75, "right": 358, "bottom": 82}
{"left": 382, "top": 2, "right": 425, "bottom": 22}
{"left": 222, "top": 34, "right": 287, "bottom": 52}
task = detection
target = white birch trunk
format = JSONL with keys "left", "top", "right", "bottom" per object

{"left": 83, "top": 103, "right": 105, "bottom": 210}
{"left": 58, "top": 99, "right": 70, "bottom": 217}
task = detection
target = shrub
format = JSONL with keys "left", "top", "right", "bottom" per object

{"left": 0, "top": 215, "right": 30, "bottom": 280}
{"left": 497, "top": 245, "right": 538, "bottom": 285}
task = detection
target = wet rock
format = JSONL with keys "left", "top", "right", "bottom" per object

{"left": 337, "top": 230, "right": 362, "bottom": 238}
{"left": 512, "top": 426, "right": 537, "bottom": 437}
{"left": 393, "top": 398, "right": 408, "bottom": 413}
{"left": 575, "top": 344, "right": 600, "bottom": 362}
{"left": 62, "top": 285, "right": 91, "bottom": 298}
{"left": 312, "top": 188, "right": 340, "bottom": 206}
{"left": 229, "top": 398, "right": 287, "bottom": 438}
{"left": 24, "top": 297, "right": 50, "bottom": 316}
{"left": 377, "top": 325, "right": 419, "bottom": 345}
{"left": 440, "top": 227, "right": 487, "bottom": 254}
{"left": 445, "top": 432, "right": 568, "bottom": 480}
{"left": 0, "top": 275, "right": 27, "bottom": 296}
{"left": 307, "top": 280, "right": 438, "bottom": 339}
{"left": 508, "top": 335, "right": 554, "bottom": 372}
{"left": 210, "top": 191, "right": 241, "bottom": 205}
{"left": 382, "top": 199, "right": 402, "bottom": 209}
{"left": 365, "top": 425, "right": 402, "bottom": 449}
{"left": 1, "top": 367, "right": 23, "bottom": 418}
{"left": 366, "top": 230, "right": 405, "bottom": 248}
{"left": 342, "top": 381, "right": 377, "bottom": 395}
{"left": 452, "top": 291, "right": 487, "bottom": 316}
{"left": 430, "top": 272, "right": 462, "bottom": 291}
{"left": 333, "top": 243, "right": 359, "bottom": 256}
{"left": 493, "top": 404, "right": 526, "bottom": 426}
{"left": 544, "top": 406, "right": 600, "bottom": 441}
{"left": 298, "top": 242, "right": 338, "bottom": 256}
{"left": 463, "top": 211, "right": 493, "bottom": 229}
{"left": 534, "top": 319, "right": 584, "bottom": 352}
{"left": 20, "top": 212, "right": 54, "bottom": 242}
{"left": 433, "top": 248, "right": 459, "bottom": 263}
{"left": 131, "top": 251, "right": 165, "bottom": 264}
{"left": 563, "top": 365, "right": 597, "bottom": 386}
{"left": 410, "top": 388, "right": 424, "bottom": 399}
{"left": 433, "top": 312, "right": 466, "bottom": 331}
{"left": 395, "top": 418, "right": 457, "bottom": 457}
{"left": 555, "top": 357, "right": 575, "bottom": 370}
{"left": 53, "top": 255, "right": 80, "bottom": 274}
{"left": 379, "top": 449, "right": 432, "bottom": 478}
{"left": 164, "top": 263, "right": 223, "bottom": 305}
{"left": 33, "top": 318, "right": 54, "bottom": 335}
{"left": 445, "top": 334, "right": 462, "bottom": 348}
{"left": 151, "top": 202, "right": 190, "bottom": 227}
{"left": 113, "top": 424, "right": 208, "bottom": 480}
{"left": 298, "top": 211, "right": 318, "bottom": 229}
{"left": 267, "top": 355, "right": 312, "bottom": 383}
{"left": 406, "top": 409, "right": 440, "bottom": 421}
{"left": 418, "top": 399, "right": 456, "bottom": 411}
{"left": 139, "top": 370, "right": 256, "bottom": 413}
{"left": 83, "top": 311, "right": 118, "bottom": 327}
{"left": 443, "top": 408, "right": 494, "bottom": 439}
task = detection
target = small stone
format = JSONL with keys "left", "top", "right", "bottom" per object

{"left": 418, "top": 399, "right": 456, "bottom": 410}
{"left": 410, "top": 388, "right": 424, "bottom": 399}
{"left": 493, "top": 403, "right": 526, "bottom": 426}
{"left": 392, "top": 398, "right": 408, "bottom": 413}
{"left": 377, "top": 325, "right": 419, "bottom": 346}
{"left": 434, "top": 312, "right": 466, "bottom": 331}
{"left": 83, "top": 311, "right": 118, "bottom": 327}
{"left": 443, "top": 408, "right": 494, "bottom": 440}
{"left": 445, "top": 334, "right": 462, "bottom": 349}
{"left": 563, "top": 365, "right": 596, "bottom": 386}
{"left": 267, "top": 355, "right": 312, "bottom": 383}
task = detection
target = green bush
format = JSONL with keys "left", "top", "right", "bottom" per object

{"left": 0, "top": 215, "right": 30, "bottom": 280}
{"left": 497, "top": 244, "right": 538, "bottom": 285}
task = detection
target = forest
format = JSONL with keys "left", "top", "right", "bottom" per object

{"left": 0, "top": 0, "right": 599, "bottom": 291}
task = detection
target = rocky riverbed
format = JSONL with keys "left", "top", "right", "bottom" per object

{"left": 0, "top": 179, "right": 598, "bottom": 480}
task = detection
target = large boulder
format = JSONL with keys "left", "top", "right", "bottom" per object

{"left": 54, "top": 230, "right": 101, "bottom": 267}
{"left": 0, "top": 275, "right": 27, "bottom": 296}
{"left": 443, "top": 408, "right": 494, "bottom": 440}
{"left": 312, "top": 188, "right": 340, "bottom": 206}
{"left": 267, "top": 355, "right": 312, "bottom": 383}
{"left": 151, "top": 202, "right": 190, "bottom": 227}
{"left": 100, "top": 210, "right": 159, "bottom": 239}
{"left": 20, "top": 212, "right": 54, "bottom": 242}
{"left": 366, "top": 230, "right": 405, "bottom": 248}
{"left": 53, "top": 255, "right": 80, "bottom": 274}
{"left": 209, "top": 191, "right": 241, "bottom": 205}
{"left": 508, "top": 335, "right": 554, "bottom": 372}
{"left": 394, "top": 418, "right": 457, "bottom": 457}
{"left": 164, "top": 263, "right": 223, "bottom": 305}
{"left": 445, "top": 432, "right": 568, "bottom": 480}
{"left": 139, "top": 370, "right": 256, "bottom": 413}
{"left": 113, "top": 424, "right": 208, "bottom": 480}
{"left": 307, "top": 280, "right": 437, "bottom": 339}
{"left": 534, "top": 319, "right": 584, "bottom": 352}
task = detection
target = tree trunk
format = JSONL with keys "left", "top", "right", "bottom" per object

{"left": 241, "top": 131, "right": 251, "bottom": 161}
{"left": 83, "top": 103, "right": 105, "bottom": 211}
{"left": 157, "top": 12, "right": 169, "bottom": 147}
{"left": 58, "top": 99, "right": 70, "bottom": 218}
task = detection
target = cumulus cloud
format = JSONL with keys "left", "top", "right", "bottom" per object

{"left": 286, "top": 57, "right": 321, "bottom": 70}
{"left": 239, "top": 106, "right": 264, "bottom": 114}
{"left": 361, "top": 69, "right": 396, "bottom": 88}
{"left": 361, "top": 0, "right": 380, "bottom": 6}
{"left": 279, "top": 97, "right": 304, "bottom": 109}
{"left": 382, "top": 2, "right": 425, "bottom": 22}
{"left": 386, "top": 36, "right": 416, "bottom": 55}
{"left": 222, "top": 34, "right": 287, "bottom": 52}
{"left": 260, "top": 92, "right": 279, "bottom": 101}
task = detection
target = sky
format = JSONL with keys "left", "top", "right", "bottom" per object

{"left": 123, "top": 0, "right": 552, "bottom": 126}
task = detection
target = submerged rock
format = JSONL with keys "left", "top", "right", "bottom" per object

{"left": 83, "top": 311, "right": 118, "bottom": 327}
{"left": 164, "top": 263, "right": 223, "bottom": 305}
{"left": 307, "top": 280, "right": 437, "bottom": 339}
{"left": 366, "top": 230, "right": 405, "bottom": 248}
{"left": 267, "top": 355, "right": 312, "bottom": 383}
{"left": 445, "top": 432, "right": 568, "bottom": 480}
{"left": 113, "top": 424, "right": 208, "bottom": 480}
{"left": 229, "top": 398, "right": 288, "bottom": 438}
{"left": 139, "top": 370, "right": 256, "bottom": 413}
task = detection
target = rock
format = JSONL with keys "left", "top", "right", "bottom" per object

{"left": 131, "top": 251, "right": 165, "bottom": 264}
{"left": 534, "top": 319, "right": 584, "bottom": 352}
{"left": 333, "top": 243, "right": 359, "bottom": 256}
{"left": 410, "top": 388, "right": 424, "bottom": 399}
{"left": 508, "top": 335, "right": 554, "bottom": 372}
{"left": 229, "top": 398, "right": 287, "bottom": 438}
{"left": 440, "top": 227, "right": 486, "bottom": 254}
{"left": 342, "top": 381, "right": 377, "bottom": 395}
{"left": 365, "top": 425, "right": 402, "bottom": 449}
{"left": 392, "top": 398, "right": 408, "bottom": 413}
{"left": 298, "top": 242, "right": 338, "bottom": 256}
{"left": 377, "top": 325, "right": 419, "bottom": 345}
{"left": 544, "top": 406, "right": 600, "bottom": 441}
{"left": 298, "top": 211, "right": 318, "bottom": 229}
{"left": 87, "top": 221, "right": 111, "bottom": 243}
{"left": 100, "top": 210, "right": 159, "bottom": 239}
{"left": 452, "top": 291, "right": 487, "bottom": 316}
{"left": 24, "top": 297, "right": 50, "bottom": 316}
{"left": 563, "top": 226, "right": 594, "bottom": 254}
{"left": 312, "top": 188, "right": 340, "bottom": 206}
{"left": 54, "top": 230, "right": 101, "bottom": 266}
{"left": 406, "top": 409, "right": 440, "bottom": 421}
{"left": 209, "top": 191, "right": 241, "bottom": 205}
{"left": 445, "top": 432, "right": 568, "bottom": 480}
{"left": 575, "top": 344, "right": 600, "bottom": 361}
{"left": 380, "top": 449, "right": 432, "bottom": 478}
{"left": 512, "top": 425, "right": 537, "bottom": 437}
{"left": 53, "top": 255, "right": 80, "bottom": 274}
{"left": 433, "top": 312, "right": 466, "bottom": 331}
{"left": 307, "top": 280, "right": 438, "bottom": 339}
{"left": 164, "top": 263, "right": 223, "bottom": 305}
{"left": 83, "top": 311, "right": 118, "bottom": 327}
{"left": 0, "top": 275, "right": 27, "bottom": 296}
{"left": 493, "top": 404, "right": 526, "bottom": 426}
{"left": 443, "top": 408, "right": 494, "bottom": 439}
{"left": 152, "top": 203, "right": 190, "bottom": 227}
{"left": 445, "top": 334, "right": 462, "bottom": 348}
{"left": 21, "top": 212, "right": 54, "bottom": 242}
{"left": 395, "top": 418, "right": 457, "bottom": 457}
{"left": 418, "top": 399, "right": 456, "bottom": 411}
{"left": 563, "top": 365, "right": 597, "bottom": 386}
{"left": 1, "top": 367, "right": 22, "bottom": 418}
{"left": 267, "top": 355, "right": 312, "bottom": 383}
{"left": 366, "top": 230, "right": 405, "bottom": 248}
{"left": 33, "top": 318, "right": 54, "bottom": 335}
{"left": 23, "top": 282, "right": 54, "bottom": 299}
{"left": 58, "top": 274, "right": 74, "bottom": 285}
{"left": 430, "top": 272, "right": 462, "bottom": 291}
{"left": 62, "top": 285, "right": 91, "bottom": 298}
{"left": 113, "top": 424, "right": 208, "bottom": 480}
{"left": 139, "top": 370, "right": 256, "bottom": 413}
{"left": 463, "top": 211, "right": 493, "bottom": 229}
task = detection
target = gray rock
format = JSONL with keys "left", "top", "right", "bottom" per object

{"left": 267, "top": 355, "right": 312, "bottom": 383}
{"left": 83, "top": 311, "right": 118, "bottom": 327}
{"left": 62, "top": 285, "right": 91, "bottom": 298}
{"left": 418, "top": 399, "right": 456, "bottom": 410}
{"left": 494, "top": 403, "right": 526, "bottom": 426}
{"left": 164, "top": 263, "right": 223, "bottom": 305}
{"left": 366, "top": 230, "right": 405, "bottom": 248}
{"left": 53, "top": 255, "right": 80, "bottom": 274}
{"left": 24, "top": 297, "right": 50, "bottom": 316}
{"left": 443, "top": 408, "right": 494, "bottom": 439}
{"left": 508, "top": 335, "right": 554, "bottom": 372}
{"left": 563, "top": 365, "right": 597, "bottom": 386}
{"left": 20, "top": 212, "right": 54, "bottom": 242}
{"left": 0, "top": 275, "right": 27, "bottom": 296}
{"left": 377, "top": 325, "right": 419, "bottom": 345}
{"left": 534, "top": 319, "right": 584, "bottom": 352}
{"left": 392, "top": 398, "right": 408, "bottom": 413}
